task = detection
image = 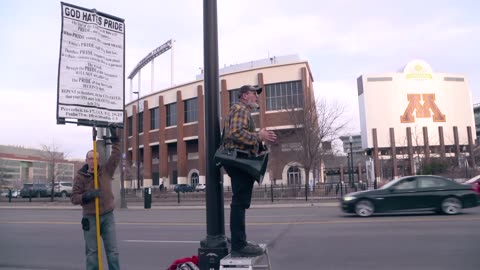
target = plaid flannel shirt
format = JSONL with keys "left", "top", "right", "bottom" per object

{"left": 223, "top": 101, "right": 260, "bottom": 155}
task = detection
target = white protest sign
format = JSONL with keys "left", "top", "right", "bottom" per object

{"left": 57, "top": 2, "right": 124, "bottom": 125}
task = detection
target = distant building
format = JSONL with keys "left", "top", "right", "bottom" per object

{"left": 0, "top": 145, "right": 75, "bottom": 188}
{"left": 339, "top": 134, "right": 362, "bottom": 155}
{"left": 357, "top": 59, "right": 477, "bottom": 180}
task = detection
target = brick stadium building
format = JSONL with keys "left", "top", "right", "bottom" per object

{"left": 123, "top": 55, "right": 319, "bottom": 189}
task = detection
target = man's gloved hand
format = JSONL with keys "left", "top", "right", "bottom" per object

{"left": 109, "top": 125, "right": 119, "bottom": 143}
{"left": 82, "top": 189, "right": 101, "bottom": 204}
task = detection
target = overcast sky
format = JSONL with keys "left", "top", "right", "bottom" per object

{"left": 1, "top": 0, "right": 479, "bottom": 159}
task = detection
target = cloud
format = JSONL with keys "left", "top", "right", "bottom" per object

{"left": 313, "top": 80, "right": 360, "bottom": 133}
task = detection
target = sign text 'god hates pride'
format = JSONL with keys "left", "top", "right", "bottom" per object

{"left": 57, "top": 2, "right": 125, "bottom": 125}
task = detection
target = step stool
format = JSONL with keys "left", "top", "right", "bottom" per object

{"left": 219, "top": 244, "right": 272, "bottom": 270}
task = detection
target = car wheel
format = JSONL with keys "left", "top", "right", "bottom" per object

{"left": 440, "top": 197, "right": 462, "bottom": 215}
{"left": 61, "top": 191, "right": 68, "bottom": 198}
{"left": 355, "top": 200, "right": 374, "bottom": 217}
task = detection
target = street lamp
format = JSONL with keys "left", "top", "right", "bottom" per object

{"left": 120, "top": 151, "right": 127, "bottom": 208}
{"left": 460, "top": 146, "right": 469, "bottom": 179}
{"left": 133, "top": 91, "right": 141, "bottom": 190}
{"left": 349, "top": 136, "right": 354, "bottom": 187}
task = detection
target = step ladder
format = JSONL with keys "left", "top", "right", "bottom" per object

{"left": 219, "top": 244, "right": 272, "bottom": 270}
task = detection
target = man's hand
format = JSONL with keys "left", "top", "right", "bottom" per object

{"left": 259, "top": 129, "right": 277, "bottom": 142}
{"left": 82, "top": 189, "right": 101, "bottom": 204}
{"left": 109, "top": 125, "right": 119, "bottom": 143}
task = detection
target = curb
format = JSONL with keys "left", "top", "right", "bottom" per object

{"left": 0, "top": 202, "right": 339, "bottom": 210}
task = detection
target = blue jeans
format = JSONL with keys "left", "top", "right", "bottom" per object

{"left": 83, "top": 211, "right": 120, "bottom": 270}
{"left": 225, "top": 166, "right": 255, "bottom": 251}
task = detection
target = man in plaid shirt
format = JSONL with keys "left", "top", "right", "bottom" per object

{"left": 223, "top": 85, "right": 277, "bottom": 257}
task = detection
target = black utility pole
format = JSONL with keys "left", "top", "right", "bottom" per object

{"left": 120, "top": 135, "right": 127, "bottom": 208}
{"left": 347, "top": 136, "right": 353, "bottom": 187}
{"left": 198, "top": 0, "right": 228, "bottom": 269}
{"left": 349, "top": 136, "right": 354, "bottom": 186}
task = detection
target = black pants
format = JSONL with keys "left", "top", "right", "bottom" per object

{"left": 225, "top": 166, "right": 255, "bottom": 251}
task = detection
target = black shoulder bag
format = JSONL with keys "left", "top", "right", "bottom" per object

{"left": 213, "top": 127, "right": 269, "bottom": 184}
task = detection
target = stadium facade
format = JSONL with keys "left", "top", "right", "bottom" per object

{"left": 123, "top": 55, "right": 318, "bottom": 188}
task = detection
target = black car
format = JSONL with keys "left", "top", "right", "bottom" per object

{"left": 174, "top": 184, "right": 194, "bottom": 193}
{"left": 341, "top": 175, "right": 479, "bottom": 217}
{"left": 19, "top": 183, "right": 51, "bottom": 198}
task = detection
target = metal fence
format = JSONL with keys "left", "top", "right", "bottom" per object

{"left": 0, "top": 182, "right": 376, "bottom": 205}
{"left": 121, "top": 182, "right": 371, "bottom": 205}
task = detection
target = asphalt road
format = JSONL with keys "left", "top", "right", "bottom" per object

{"left": 0, "top": 205, "right": 479, "bottom": 270}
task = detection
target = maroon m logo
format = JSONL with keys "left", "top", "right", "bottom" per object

{"left": 400, "top": 94, "right": 446, "bottom": 123}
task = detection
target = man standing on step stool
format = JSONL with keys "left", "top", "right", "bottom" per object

{"left": 222, "top": 85, "right": 277, "bottom": 256}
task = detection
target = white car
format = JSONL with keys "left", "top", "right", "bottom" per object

{"left": 54, "top": 182, "right": 73, "bottom": 197}
{"left": 9, "top": 190, "right": 19, "bottom": 198}
{"left": 195, "top": 183, "right": 206, "bottom": 192}
{"left": 1, "top": 189, "right": 19, "bottom": 198}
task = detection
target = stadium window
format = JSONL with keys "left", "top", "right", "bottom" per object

{"left": 138, "top": 111, "right": 144, "bottom": 133}
{"left": 229, "top": 88, "right": 240, "bottom": 108}
{"left": 127, "top": 116, "right": 133, "bottom": 136}
{"left": 184, "top": 98, "right": 198, "bottom": 123}
{"left": 166, "top": 103, "right": 177, "bottom": 127}
{"left": 150, "top": 107, "right": 159, "bottom": 130}
{"left": 265, "top": 80, "right": 303, "bottom": 111}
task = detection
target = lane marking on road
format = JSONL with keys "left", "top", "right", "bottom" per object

{"left": 124, "top": 240, "right": 198, "bottom": 243}
{"left": 1, "top": 216, "right": 480, "bottom": 226}
{"left": 119, "top": 221, "right": 205, "bottom": 225}
{"left": 249, "top": 214, "right": 318, "bottom": 218}
{"left": 0, "top": 221, "right": 204, "bottom": 226}
{"left": 0, "top": 221, "right": 77, "bottom": 225}
{"left": 245, "top": 216, "right": 480, "bottom": 225}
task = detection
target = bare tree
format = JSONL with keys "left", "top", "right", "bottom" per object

{"left": 286, "top": 98, "right": 348, "bottom": 198}
{"left": 41, "top": 141, "right": 70, "bottom": 202}
{"left": 0, "top": 158, "right": 12, "bottom": 187}
{"left": 396, "top": 126, "right": 459, "bottom": 177}
{"left": 124, "top": 159, "right": 135, "bottom": 188}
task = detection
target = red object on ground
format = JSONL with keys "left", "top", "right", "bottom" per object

{"left": 166, "top": 255, "right": 199, "bottom": 270}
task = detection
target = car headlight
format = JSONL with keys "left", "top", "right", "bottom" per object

{"left": 343, "top": 196, "right": 356, "bottom": 201}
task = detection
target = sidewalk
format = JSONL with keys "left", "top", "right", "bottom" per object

{"left": 0, "top": 200, "right": 339, "bottom": 210}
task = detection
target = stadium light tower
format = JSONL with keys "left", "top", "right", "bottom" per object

{"left": 133, "top": 91, "right": 141, "bottom": 190}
